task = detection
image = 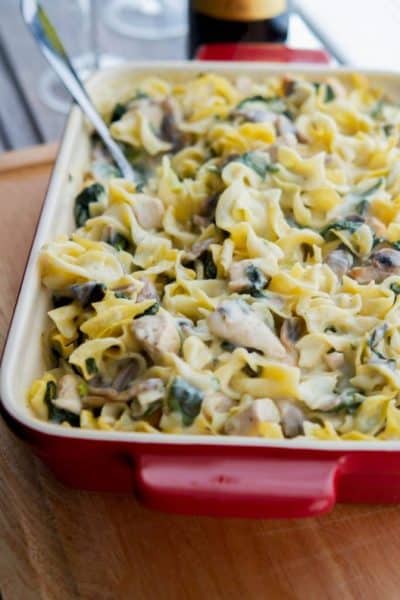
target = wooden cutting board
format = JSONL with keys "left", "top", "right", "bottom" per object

{"left": 1, "top": 144, "right": 400, "bottom": 600}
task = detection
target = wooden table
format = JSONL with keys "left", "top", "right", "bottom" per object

{"left": 1, "top": 6, "right": 396, "bottom": 600}
{"left": 1, "top": 148, "right": 400, "bottom": 600}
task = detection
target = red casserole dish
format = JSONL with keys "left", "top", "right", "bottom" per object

{"left": 3, "top": 60, "right": 400, "bottom": 519}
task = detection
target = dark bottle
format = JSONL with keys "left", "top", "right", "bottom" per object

{"left": 189, "top": 1, "right": 289, "bottom": 57}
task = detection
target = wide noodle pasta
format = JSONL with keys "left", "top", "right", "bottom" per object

{"left": 28, "top": 72, "right": 400, "bottom": 440}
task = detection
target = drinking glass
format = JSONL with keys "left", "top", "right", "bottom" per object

{"left": 38, "top": 0, "right": 122, "bottom": 113}
{"left": 103, "top": 0, "right": 187, "bottom": 40}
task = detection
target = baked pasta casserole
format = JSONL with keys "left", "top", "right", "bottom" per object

{"left": 28, "top": 72, "right": 400, "bottom": 440}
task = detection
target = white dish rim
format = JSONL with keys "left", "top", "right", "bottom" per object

{"left": 2, "top": 60, "right": 400, "bottom": 452}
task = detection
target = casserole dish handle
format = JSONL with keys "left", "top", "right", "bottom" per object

{"left": 134, "top": 454, "right": 342, "bottom": 518}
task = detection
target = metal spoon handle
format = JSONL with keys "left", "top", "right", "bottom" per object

{"left": 21, "top": 0, "right": 136, "bottom": 181}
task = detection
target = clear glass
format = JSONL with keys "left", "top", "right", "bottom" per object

{"left": 103, "top": 0, "right": 187, "bottom": 40}
{"left": 39, "top": 0, "right": 123, "bottom": 114}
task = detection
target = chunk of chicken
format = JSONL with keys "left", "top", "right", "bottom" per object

{"left": 202, "top": 392, "right": 234, "bottom": 421}
{"left": 132, "top": 311, "right": 180, "bottom": 361}
{"left": 53, "top": 374, "right": 82, "bottom": 415}
{"left": 137, "top": 278, "right": 159, "bottom": 303}
{"left": 325, "top": 351, "right": 345, "bottom": 371}
{"left": 366, "top": 216, "right": 386, "bottom": 238}
{"left": 224, "top": 398, "right": 280, "bottom": 436}
{"left": 132, "top": 194, "right": 164, "bottom": 230}
{"left": 207, "top": 300, "right": 286, "bottom": 359}
{"left": 275, "top": 114, "right": 296, "bottom": 137}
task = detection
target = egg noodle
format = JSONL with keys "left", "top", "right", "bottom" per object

{"left": 28, "top": 72, "right": 400, "bottom": 440}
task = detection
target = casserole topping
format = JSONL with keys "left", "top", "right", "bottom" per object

{"left": 28, "top": 72, "right": 400, "bottom": 440}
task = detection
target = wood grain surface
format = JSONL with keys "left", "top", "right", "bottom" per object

{"left": 1, "top": 146, "right": 400, "bottom": 600}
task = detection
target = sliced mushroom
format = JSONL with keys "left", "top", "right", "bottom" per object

{"left": 276, "top": 399, "right": 304, "bottom": 438}
{"left": 113, "top": 358, "right": 141, "bottom": 392}
{"left": 132, "top": 194, "right": 164, "bottom": 230}
{"left": 207, "top": 300, "right": 286, "bottom": 359}
{"left": 372, "top": 248, "right": 400, "bottom": 270}
{"left": 160, "top": 98, "right": 183, "bottom": 150}
{"left": 185, "top": 238, "right": 214, "bottom": 261}
{"left": 85, "top": 377, "right": 164, "bottom": 408}
{"left": 325, "top": 248, "right": 354, "bottom": 279}
{"left": 132, "top": 311, "right": 180, "bottom": 361}
{"left": 280, "top": 317, "right": 305, "bottom": 352}
{"left": 282, "top": 76, "right": 297, "bottom": 97}
{"left": 192, "top": 194, "right": 219, "bottom": 229}
{"left": 52, "top": 374, "right": 82, "bottom": 415}
{"left": 350, "top": 248, "right": 400, "bottom": 283}
{"left": 68, "top": 282, "right": 105, "bottom": 307}
{"left": 224, "top": 398, "right": 280, "bottom": 436}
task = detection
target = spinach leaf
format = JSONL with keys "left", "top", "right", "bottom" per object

{"left": 74, "top": 183, "right": 105, "bottom": 227}
{"left": 92, "top": 162, "right": 121, "bottom": 180}
{"left": 325, "top": 84, "right": 335, "bottom": 102}
{"left": 372, "top": 235, "right": 385, "bottom": 248}
{"left": 390, "top": 282, "right": 400, "bottom": 296}
{"left": 110, "top": 102, "right": 127, "bottom": 123}
{"left": 110, "top": 91, "right": 149, "bottom": 124}
{"left": 51, "top": 293, "right": 73, "bottom": 309}
{"left": 355, "top": 199, "right": 369, "bottom": 216}
{"left": 107, "top": 232, "right": 130, "bottom": 251}
{"left": 49, "top": 406, "right": 80, "bottom": 426}
{"left": 367, "top": 324, "right": 396, "bottom": 366}
{"left": 383, "top": 124, "right": 394, "bottom": 136}
{"left": 114, "top": 291, "right": 130, "bottom": 299}
{"left": 369, "top": 324, "right": 388, "bottom": 349}
{"left": 44, "top": 380, "right": 57, "bottom": 405}
{"left": 243, "top": 364, "right": 262, "bottom": 378}
{"left": 134, "top": 302, "right": 160, "bottom": 317}
{"left": 313, "top": 82, "right": 335, "bottom": 102}
{"left": 234, "top": 151, "right": 279, "bottom": 178}
{"left": 200, "top": 250, "right": 217, "bottom": 279}
{"left": 245, "top": 264, "right": 267, "bottom": 297}
{"left": 370, "top": 99, "right": 385, "bottom": 119}
{"left": 236, "top": 95, "right": 287, "bottom": 114}
{"left": 143, "top": 302, "right": 160, "bottom": 316}
{"left": 320, "top": 219, "right": 363, "bottom": 240}
{"left": 354, "top": 179, "right": 384, "bottom": 215}
{"left": 168, "top": 377, "right": 204, "bottom": 426}
{"left": 44, "top": 381, "right": 80, "bottom": 426}
{"left": 333, "top": 389, "right": 365, "bottom": 414}
{"left": 85, "top": 357, "right": 98, "bottom": 375}
{"left": 221, "top": 341, "right": 237, "bottom": 352}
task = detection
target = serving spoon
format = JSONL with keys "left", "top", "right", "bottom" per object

{"left": 20, "top": 0, "right": 137, "bottom": 182}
